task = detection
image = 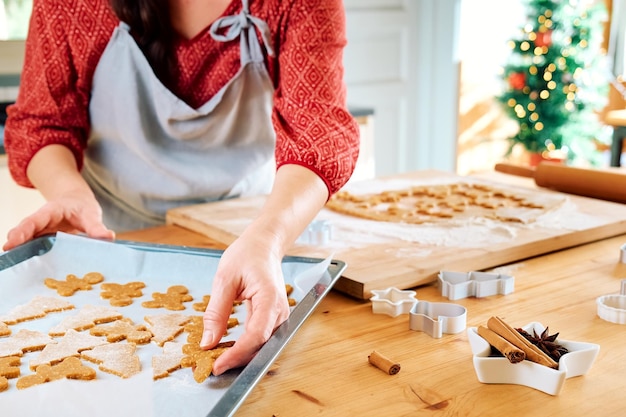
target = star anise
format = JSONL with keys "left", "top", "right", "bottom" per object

{"left": 515, "top": 326, "right": 569, "bottom": 362}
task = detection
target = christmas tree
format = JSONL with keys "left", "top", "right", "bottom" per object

{"left": 497, "top": 0, "right": 608, "bottom": 165}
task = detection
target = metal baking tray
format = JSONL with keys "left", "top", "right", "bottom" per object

{"left": 0, "top": 234, "right": 347, "bottom": 417}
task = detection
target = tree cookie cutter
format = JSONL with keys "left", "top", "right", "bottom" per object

{"left": 369, "top": 287, "right": 467, "bottom": 338}
{"left": 438, "top": 270, "right": 514, "bottom": 300}
{"left": 596, "top": 279, "right": 626, "bottom": 324}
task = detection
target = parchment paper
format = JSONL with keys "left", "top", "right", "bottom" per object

{"left": 0, "top": 233, "right": 329, "bottom": 417}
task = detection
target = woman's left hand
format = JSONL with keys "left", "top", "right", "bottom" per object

{"left": 200, "top": 230, "right": 290, "bottom": 375}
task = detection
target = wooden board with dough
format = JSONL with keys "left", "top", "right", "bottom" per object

{"left": 166, "top": 170, "right": 626, "bottom": 299}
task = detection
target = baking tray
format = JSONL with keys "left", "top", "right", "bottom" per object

{"left": 0, "top": 234, "right": 347, "bottom": 417}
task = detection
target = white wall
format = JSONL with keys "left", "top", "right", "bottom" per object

{"left": 343, "top": 0, "right": 461, "bottom": 176}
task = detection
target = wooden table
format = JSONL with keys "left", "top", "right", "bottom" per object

{"left": 118, "top": 223, "right": 626, "bottom": 416}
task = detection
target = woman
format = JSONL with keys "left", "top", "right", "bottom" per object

{"left": 3, "top": 0, "right": 359, "bottom": 374}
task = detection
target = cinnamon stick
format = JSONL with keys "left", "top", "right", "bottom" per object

{"left": 477, "top": 325, "right": 525, "bottom": 364}
{"left": 368, "top": 350, "right": 400, "bottom": 375}
{"left": 487, "top": 316, "right": 558, "bottom": 369}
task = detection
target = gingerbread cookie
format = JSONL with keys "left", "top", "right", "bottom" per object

{"left": 30, "top": 329, "right": 108, "bottom": 370}
{"left": 48, "top": 305, "right": 123, "bottom": 336}
{"left": 44, "top": 272, "right": 104, "bottom": 296}
{"left": 285, "top": 284, "right": 297, "bottom": 307}
{"left": 0, "top": 329, "right": 55, "bottom": 358}
{"left": 100, "top": 281, "right": 146, "bottom": 307}
{"left": 152, "top": 341, "right": 185, "bottom": 380}
{"left": 142, "top": 285, "right": 193, "bottom": 311}
{"left": 0, "top": 356, "right": 21, "bottom": 392}
{"left": 82, "top": 343, "right": 141, "bottom": 379}
{"left": 0, "top": 295, "right": 74, "bottom": 325}
{"left": 192, "top": 295, "right": 211, "bottom": 312}
{"left": 17, "top": 357, "right": 96, "bottom": 389}
{"left": 0, "top": 323, "right": 9, "bottom": 337}
{"left": 193, "top": 295, "right": 243, "bottom": 313}
{"left": 145, "top": 314, "right": 191, "bottom": 347}
{"left": 184, "top": 315, "right": 239, "bottom": 345}
{"left": 90, "top": 318, "right": 152, "bottom": 344}
{"left": 326, "top": 181, "right": 560, "bottom": 225}
{"left": 181, "top": 340, "right": 235, "bottom": 383}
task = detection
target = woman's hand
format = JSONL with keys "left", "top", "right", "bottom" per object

{"left": 199, "top": 164, "right": 329, "bottom": 374}
{"left": 2, "top": 144, "right": 115, "bottom": 251}
{"left": 2, "top": 190, "right": 115, "bottom": 251}
{"left": 200, "top": 229, "right": 289, "bottom": 375}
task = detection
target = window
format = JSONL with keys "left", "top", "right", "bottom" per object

{"left": 0, "top": 0, "right": 32, "bottom": 75}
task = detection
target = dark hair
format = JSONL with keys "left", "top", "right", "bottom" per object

{"left": 108, "top": 0, "right": 177, "bottom": 85}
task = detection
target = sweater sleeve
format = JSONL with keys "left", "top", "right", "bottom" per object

{"left": 4, "top": 0, "right": 115, "bottom": 188}
{"left": 271, "top": 0, "right": 360, "bottom": 196}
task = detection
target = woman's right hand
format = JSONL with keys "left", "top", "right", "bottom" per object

{"left": 2, "top": 144, "right": 115, "bottom": 251}
{"left": 2, "top": 190, "right": 115, "bottom": 251}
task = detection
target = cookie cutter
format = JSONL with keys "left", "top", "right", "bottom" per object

{"left": 467, "top": 322, "right": 600, "bottom": 395}
{"left": 596, "top": 279, "right": 626, "bottom": 324}
{"left": 370, "top": 287, "right": 417, "bottom": 317}
{"left": 408, "top": 301, "right": 467, "bottom": 338}
{"left": 438, "top": 270, "right": 514, "bottom": 300}
{"left": 620, "top": 244, "right": 626, "bottom": 263}
{"left": 297, "top": 220, "right": 333, "bottom": 245}
{"left": 370, "top": 287, "right": 467, "bottom": 338}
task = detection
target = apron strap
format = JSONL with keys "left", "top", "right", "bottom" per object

{"left": 209, "top": 0, "right": 275, "bottom": 61}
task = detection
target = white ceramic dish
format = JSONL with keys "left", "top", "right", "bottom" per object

{"left": 467, "top": 322, "right": 600, "bottom": 395}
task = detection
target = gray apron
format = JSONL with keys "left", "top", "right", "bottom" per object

{"left": 84, "top": 0, "right": 276, "bottom": 232}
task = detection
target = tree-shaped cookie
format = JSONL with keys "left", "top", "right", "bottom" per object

{"left": 82, "top": 343, "right": 141, "bottom": 378}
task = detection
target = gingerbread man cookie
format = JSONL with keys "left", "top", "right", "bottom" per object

{"left": 100, "top": 281, "right": 146, "bottom": 307}
{"left": 142, "top": 285, "right": 193, "bottom": 311}
{"left": 17, "top": 357, "right": 96, "bottom": 389}
{"left": 181, "top": 340, "right": 235, "bottom": 383}
{"left": 45, "top": 272, "right": 104, "bottom": 296}
{"left": 0, "top": 356, "right": 21, "bottom": 392}
{"left": 0, "top": 323, "right": 9, "bottom": 337}
{"left": 90, "top": 318, "right": 152, "bottom": 344}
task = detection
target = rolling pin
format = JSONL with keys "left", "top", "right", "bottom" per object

{"left": 494, "top": 161, "right": 626, "bottom": 204}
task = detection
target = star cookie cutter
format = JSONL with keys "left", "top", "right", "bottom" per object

{"left": 467, "top": 322, "right": 600, "bottom": 395}
{"left": 438, "top": 270, "right": 514, "bottom": 300}
{"left": 370, "top": 287, "right": 417, "bottom": 318}
{"left": 408, "top": 301, "right": 467, "bottom": 338}
{"left": 596, "top": 279, "right": 626, "bottom": 325}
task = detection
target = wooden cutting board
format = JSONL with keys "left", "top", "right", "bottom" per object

{"left": 165, "top": 170, "right": 626, "bottom": 299}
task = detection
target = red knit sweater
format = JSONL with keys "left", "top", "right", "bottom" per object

{"left": 5, "top": 0, "right": 359, "bottom": 195}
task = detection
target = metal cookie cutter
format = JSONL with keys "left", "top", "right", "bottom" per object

{"left": 596, "top": 279, "right": 626, "bottom": 324}
{"left": 370, "top": 287, "right": 417, "bottom": 317}
{"left": 297, "top": 220, "right": 333, "bottom": 245}
{"left": 620, "top": 244, "right": 626, "bottom": 263}
{"left": 409, "top": 300, "right": 467, "bottom": 338}
{"left": 438, "top": 270, "right": 514, "bottom": 300}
